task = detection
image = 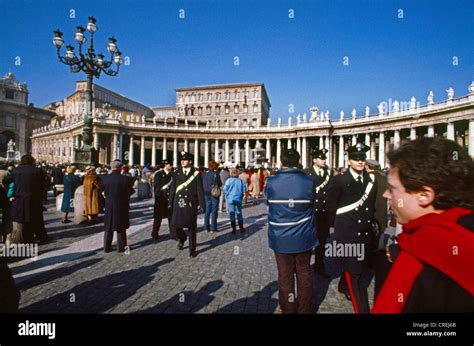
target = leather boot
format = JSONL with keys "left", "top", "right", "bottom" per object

{"left": 231, "top": 221, "right": 237, "bottom": 234}
{"left": 238, "top": 221, "right": 246, "bottom": 233}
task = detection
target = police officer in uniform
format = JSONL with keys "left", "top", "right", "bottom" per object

{"left": 326, "top": 143, "right": 377, "bottom": 313}
{"left": 304, "top": 148, "right": 332, "bottom": 277}
{"left": 151, "top": 159, "right": 174, "bottom": 240}
{"left": 169, "top": 152, "right": 205, "bottom": 258}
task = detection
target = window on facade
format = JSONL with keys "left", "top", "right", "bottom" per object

{"left": 215, "top": 106, "right": 221, "bottom": 114}
{"left": 198, "top": 107, "right": 203, "bottom": 115}
{"left": 243, "top": 104, "right": 248, "bottom": 113}
{"left": 190, "top": 107, "right": 195, "bottom": 116}
{"left": 254, "top": 90, "right": 258, "bottom": 98}
{"left": 5, "top": 90, "right": 14, "bottom": 100}
{"left": 234, "top": 105, "right": 239, "bottom": 114}
{"left": 216, "top": 93, "right": 221, "bottom": 100}
{"left": 225, "top": 92, "right": 229, "bottom": 100}
{"left": 198, "top": 94, "right": 203, "bottom": 101}
{"left": 4, "top": 115, "right": 15, "bottom": 127}
{"left": 234, "top": 91, "right": 239, "bottom": 100}
{"left": 185, "top": 107, "right": 189, "bottom": 116}
{"left": 225, "top": 105, "right": 230, "bottom": 114}
{"left": 207, "top": 93, "right": 211, "bottom": 101}
{"left": 253, "top": 103, "right": 258, "bottom": 113}
{"left": 191, "top": 94, "right": 196, "bottom": 102}
{"left": 207, "top": 106, "right": 211, "bottom": 115}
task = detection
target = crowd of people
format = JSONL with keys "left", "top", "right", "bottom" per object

{"left": 0, "top": 136, "right": 472, "bottom": 314}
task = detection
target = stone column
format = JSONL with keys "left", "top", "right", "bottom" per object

{"left": 469, "top": 119, "right": 474, "bottom": 158}
{"left": 173, "top": 138, "right": 178, "bottom": 167}
{"left": 394, "top": 129, "right": 401, "bottom": 149}
{"left": 194, "top": 138, "right": 199, "bottom": 167}
{"left": 287, "top": 138, "right": 292, "bottom": 149}
{"left": 151, "top": 137, "right": 157, "bottom": 167}
{"left": 325, "top": 136, "right": 331, "bottom": 168}
{"left": 266, "top": 138, "right": 271, "bottom": 168}
{"left": 140, "top": 136, "right": 146, "bottom": 166}
{"left": 225, "top": 139, "right": 230, "bottom": 163}
{"left": 338, "top": 136, "right": 345, "bottom": 168}
{"left": 276, "top": 138, "right": 282, "bottom": 167}
{"left": 427, "top": 125, "right": 435, "bottom": 138}
{"left": 245, "top": 139, "right": 250, "bottom": 167}
{"left": 379, "top": 132, "right": 385, "bottom": 168}
{"left": 296, "top": 137, "right": 301, "bottom": 155}
{"left": 410, "top": 128, "right": 417, "bottom": 141}
{"left": 162, "top": 137, "right": 168, "bottom": 160}
{"left": 214, "top": 139, "right": 220, "bottom": 162}
{"left": 113, "top": 134, "right": 118, "bottom": 160}
{"left": 129, "top": 136, "right": 134, "bottom": 165}
{"left": 205, "top": 139, "right": 210, "bottom": 166}
{"left": 447, "top": 122, "right": 455, "bottom": 141}
{"left": 352, "top": 134, "right": 357, "bottom": 145}
{"left": 301, "top": 137, "right": 307, "bottom": 168}
{"left": 184, "top": 138, "right": 189, "bottom": 152}
{"left": 93, "top": 132, "right": 99, "bottom": 150}
{"left": 235, "top": 139, "right": 240, "bottom": 165}
{"left": 119, "top": 134, "right": 123, "bottom": 161}
{"left": 319, "top": 136, "right": 323, "bottom": 149}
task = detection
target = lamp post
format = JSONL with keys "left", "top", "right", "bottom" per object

{"left": 53, "top": 16, "right": 122, "bottom": 167}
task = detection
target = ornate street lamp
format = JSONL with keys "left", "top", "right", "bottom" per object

{"left": 53, "top": 16, "right": 122, "bottom": 166}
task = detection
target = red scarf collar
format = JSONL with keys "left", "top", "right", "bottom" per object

{"left": 373, "top": 208, "right": 474, "bottom": 313}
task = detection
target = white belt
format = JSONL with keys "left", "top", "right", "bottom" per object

{"left": 160, "top": 180, "right": 172, "bottom": 191}
{"left": 269, "top": 216, "right": 311, "bottom": 226}
{"left": 176, "top": 171, "right": 199, "bottom": 193}
{"left": 336, "top": 174, "right": 374, "bottom": 215}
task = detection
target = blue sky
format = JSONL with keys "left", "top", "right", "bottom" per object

{"left": 1, "top": 0, "right": 473, "bottom": 121}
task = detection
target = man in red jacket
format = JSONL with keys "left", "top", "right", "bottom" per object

{"left": 372, "top": 137, "right": 474, "bottom": 313}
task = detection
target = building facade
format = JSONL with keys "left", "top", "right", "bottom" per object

{"left": 176, "top": 83, "right": 271, "bottom": 128}
{"left": 0, "top": 72, "right": 55, "bottom": 158}
{"left": 31, "top": 81, "right": 474, "bottom": 168}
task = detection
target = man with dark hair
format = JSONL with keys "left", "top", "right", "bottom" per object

{"left": 169, "top": 151, "right": 205, "bottom": 258}
{"left": 304, "top": 148, "right": 332, "bottom": 277}
{"left": 265, "top": 149, "right": 317, "bottom": 313}
{"left": 9, "top": 155, "right": 47, "bottom": 243}
{"left": 372, "top": 137, "right": 474, "bottom": 313}
{"left": 101, "top": 160, "right": 135, "bottom": 253}
{"left": 326, "top": 143, "right": 378, "bottom": 313}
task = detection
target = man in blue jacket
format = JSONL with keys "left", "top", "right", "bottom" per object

{"left": 264, "top": 149, "right": 318, "bottom": 313}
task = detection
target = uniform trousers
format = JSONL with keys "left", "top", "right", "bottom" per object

{"left": 176, "top": 226, "right": 197, "bottom": 254}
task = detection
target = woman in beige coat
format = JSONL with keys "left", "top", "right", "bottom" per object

{"left": 83, "top": 167, "right": 101, "bottom": 224}
{"left": 250, "top": 168, "right": 260, "bottom": 204}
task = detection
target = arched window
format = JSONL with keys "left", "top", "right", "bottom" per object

{"left": 198, "top": 106, "right": 203, "bottom": 115}
{"left": 206, "top": 105, "right": 211, "bottom": 115}
{"left": 243, "top": 104, "right": 248, "bottom": 113}
{"left": 225, "top": 104, "right": 230, "bottom": 114}
{"left": 234, "top": 104, "right": 239, "bottom": 114}
{"left": 253, "top": 103, "right": 258, "bottom": 113}
{"left": 215, "top": 105, "right": 221, "bottom": 114}
{"left": 190, "top": 106, "right": 195, "bottom": 116}
{"left": 184, "top": 107, "right": 189, "bottom": 116}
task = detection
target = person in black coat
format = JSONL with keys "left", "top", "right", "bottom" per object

{"left": 325, "top": 143, "right": 378, "bottom": 314}
{"left": 51, "top": 164, "right": 64, "bottom": 196}
{"left": 10, "top": 155, "right": 48, "bottom": 243}
{"left": 151, "top": 159, "right": 174, "bottom": 240}
{"left": 304, "top": 148, "right": 332, "bottom": 277}
{"left": 100, "top": 160, "right": 135, "bottom": 253}
{"left": 0, "top": 257, "right": 20, "bottom": 313}
{"left": 169, "top": 152, "right": 205, "bottom": 258}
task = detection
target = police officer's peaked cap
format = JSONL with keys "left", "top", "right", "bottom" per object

{"left": 347, "top": 143, "right": 370, "bottom": 160}
{"left": 311, "top": 148, "right": 328, "bottom": 159}
{"left": 180, "top": 151, "right": 193, "bottom": 161}
{"left": 161, "top": 159, "right": 172, "bottom": 166}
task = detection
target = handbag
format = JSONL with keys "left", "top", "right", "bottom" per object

{"left": 211, "top": 172, "right": 221, "bottom": 198}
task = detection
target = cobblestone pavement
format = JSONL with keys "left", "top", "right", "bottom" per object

{"left": 9, "top": 195, "right": 375, "bottom": 314}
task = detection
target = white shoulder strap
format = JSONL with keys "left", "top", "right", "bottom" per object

{"left": 336, "top": 173, "right": 375, "bottom": 215}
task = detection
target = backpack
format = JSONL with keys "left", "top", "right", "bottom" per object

{"left": 211, "top": 172, "right": 221, "bottom": 198}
